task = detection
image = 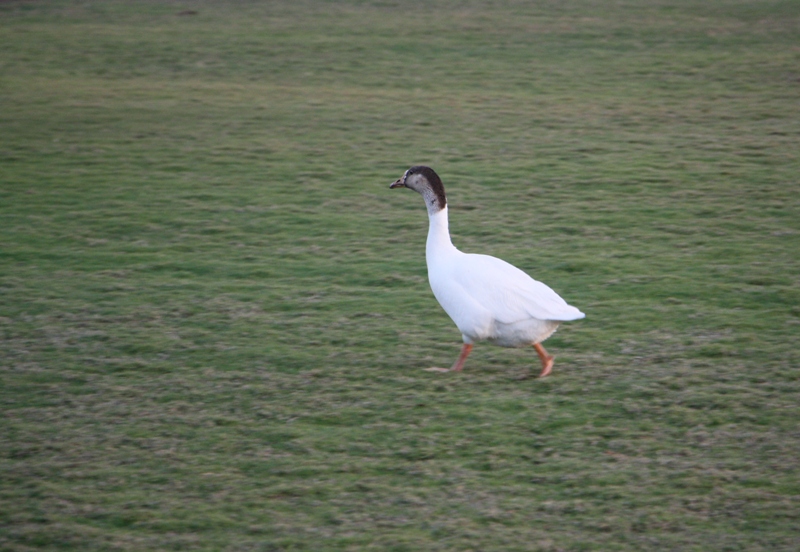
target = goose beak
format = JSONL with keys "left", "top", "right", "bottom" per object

{"left": 389, "top": 177, "right": 406, "bottom": 189}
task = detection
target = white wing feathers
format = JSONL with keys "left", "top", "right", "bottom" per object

{"left": 450, "top": 253, "right": 585, "bottom": 324}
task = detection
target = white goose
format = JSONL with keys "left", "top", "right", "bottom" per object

{"left": 390, "top": 166, "right": 585, "bottom": 377}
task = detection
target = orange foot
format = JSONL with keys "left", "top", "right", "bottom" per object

{"left": 533, "top": 343, "right": 555, "bottom": 378}
{"left": 423, "top": 343, "right": 474, "bottom": 373}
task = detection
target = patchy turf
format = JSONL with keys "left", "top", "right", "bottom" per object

{"left": 1, "top": 0, "right": 799, "bottom": 550}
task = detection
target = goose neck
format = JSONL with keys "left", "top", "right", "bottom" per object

{"left": 426, "top": 206, "right": 456, "bottom": 256}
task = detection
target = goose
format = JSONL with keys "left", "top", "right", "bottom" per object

{"left": 390, "top": 166, "right": 585, "bottom": 378}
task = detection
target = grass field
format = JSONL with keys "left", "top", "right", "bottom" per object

{"left": 2, "top": 0, "right": 799, "bottom": 550}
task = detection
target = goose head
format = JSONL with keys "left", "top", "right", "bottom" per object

{"left": 390, "top": 165, "right": 447, "bottom": 216}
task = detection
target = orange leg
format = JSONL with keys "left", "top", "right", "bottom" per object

{"left": 450, "top": 343, "right": 473, "bottom": 372}
{"left": 533, "top": 343, "right": 554, "bottom": 378}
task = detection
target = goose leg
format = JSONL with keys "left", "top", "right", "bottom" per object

{"left": 533, "top": 343, "right": 554, "bottom": 378}
{"left": 450, "top": 343, "right": 473, "bottom": 372}
{"left": 423, "top": 343, "right": 473, "bottom": 372}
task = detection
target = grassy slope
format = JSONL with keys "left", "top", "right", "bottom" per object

{"left": 1, "top": 0, "right": 799, "bottom": 550}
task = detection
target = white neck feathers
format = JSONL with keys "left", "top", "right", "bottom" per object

{"left": 426, "top": 206, "right": 458, "bottom": 261}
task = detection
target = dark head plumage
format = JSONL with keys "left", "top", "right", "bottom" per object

{"left": 390, "top": 165, "right": 447, "bottom": 214}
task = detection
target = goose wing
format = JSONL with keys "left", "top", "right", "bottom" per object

{"left": 451, "top": 253, "right": 585, "bottom": 323}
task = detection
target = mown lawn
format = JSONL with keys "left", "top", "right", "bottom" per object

{"left": 1, "top": 0, "right": 799, "bottom": 550}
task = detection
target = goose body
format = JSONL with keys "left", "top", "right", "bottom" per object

{"left": 390, "top": 166, "right": 584, "bottom": 377}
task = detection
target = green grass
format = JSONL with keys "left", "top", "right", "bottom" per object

{"left": 1, "top": 0, "right": 799, "bottom": 550}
